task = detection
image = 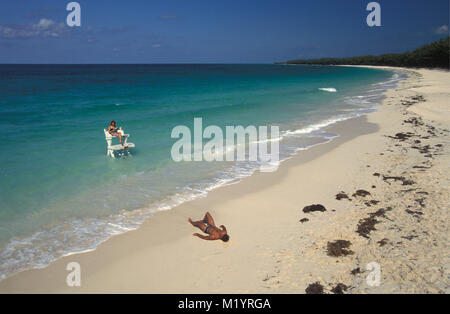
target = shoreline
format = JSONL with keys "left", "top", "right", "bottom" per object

{"left": 0, "top": 66, "right": 448, "bottom": 293}
{"left": 0, "top": 64, "right": 396, "bottom": 283}
{"left": 0, "top": 66, "right": 396, "bottom": 281}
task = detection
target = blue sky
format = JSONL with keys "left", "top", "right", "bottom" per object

{"left": 0, "top": 0, "right": 448, "bottom": 63}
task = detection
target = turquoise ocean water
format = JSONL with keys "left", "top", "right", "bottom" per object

{"left": 0, "top": 64, "right": 401, "bottom": 279}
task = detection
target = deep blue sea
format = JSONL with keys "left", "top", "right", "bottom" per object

{"left": 0, "top": 64, "right": 401, "bottom": 279}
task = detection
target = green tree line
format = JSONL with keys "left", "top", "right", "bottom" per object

{"left": 283, "top": 37, "right": 449, "bottom": 69}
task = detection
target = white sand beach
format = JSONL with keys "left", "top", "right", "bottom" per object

{"left": 0, "top": 66, "right": 448, "bottom": 294}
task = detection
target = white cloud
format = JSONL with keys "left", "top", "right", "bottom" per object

{"left": 435, "top": 25, "right": 449, "bottom": 35}
{"left": 34, "top": 18, "right": 55, "bottom": 29}
{"left": 0, "top": 18, "right": 66, "bottom": 38}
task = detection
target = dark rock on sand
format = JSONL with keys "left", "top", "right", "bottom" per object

{"left": 327, "top": 240, "right": 354, "bottom": 257}
{"left": 305, "top": 282, "right": 324, "bottom": 294}
{"left": 303, "top": 204, "right": 326, "bottom": 213}
{"left": 299, "top": 218, "right": 309, "bottom": 223}
{"left": 351, "top": 268, "right": 362, "bottom": 275}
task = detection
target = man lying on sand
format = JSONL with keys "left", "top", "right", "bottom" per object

{"left": 188, "top": 212, "right": 229, "bottom": 242}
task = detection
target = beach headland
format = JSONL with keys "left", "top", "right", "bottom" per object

{"left": 0, "top": 66, "right": 448, "bottom": 294}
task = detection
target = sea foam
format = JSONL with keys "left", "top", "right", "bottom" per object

{"left": 319, "top": 87, "right": 337, "bottom": 92}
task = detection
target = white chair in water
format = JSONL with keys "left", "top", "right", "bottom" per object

{"left": 104, "top": 127, "right": 135, "bottom": 158}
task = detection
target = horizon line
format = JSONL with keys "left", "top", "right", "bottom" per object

{"left": 0, "top": 62, "right": 278, "bottom": 65}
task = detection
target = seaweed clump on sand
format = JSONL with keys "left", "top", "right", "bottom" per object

{"left": 388, "top": 132, "right": 416, "bottom": 141}
{"left": 327, "top": 240, "right": 354, "bottom": 257}
{"left": 356, "top": 207, "right": 392, "bottom": 239}
{"left": 405, "top": 209, "right": 423, "bottom": 219}
{"left": 303, "top": 204, "right": 326, "bottom": 213}
{"left": 336, "top": 192, "right": 351, "bottom": 201}
{"left": 411, "top": 95, "right": 425, "bottom": 103}
{"left": 331, "top": 283, "right": 349, "bottom": 294}
{"left": 364, "top": 200, "right": 380, "bottom": 207}
{"left": 299, "top": 218, "right": 309, "bottom": 223}
{"left": 382, "top": 176, "right": 415, "bottom": 186}
{"left": 357, "top": 217, "right": 379, "bottom": 239}
{"left": 352, "top": 190, "right": 371, "bottom": 198}
{"left": 404, "top": 117, "right": 424, "bottom": 127}
{"left": 377, "top": 238, "right": 389, "bottom": 247}
{"left": 305, "top": 282, "right": 324, "bottom": 294}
